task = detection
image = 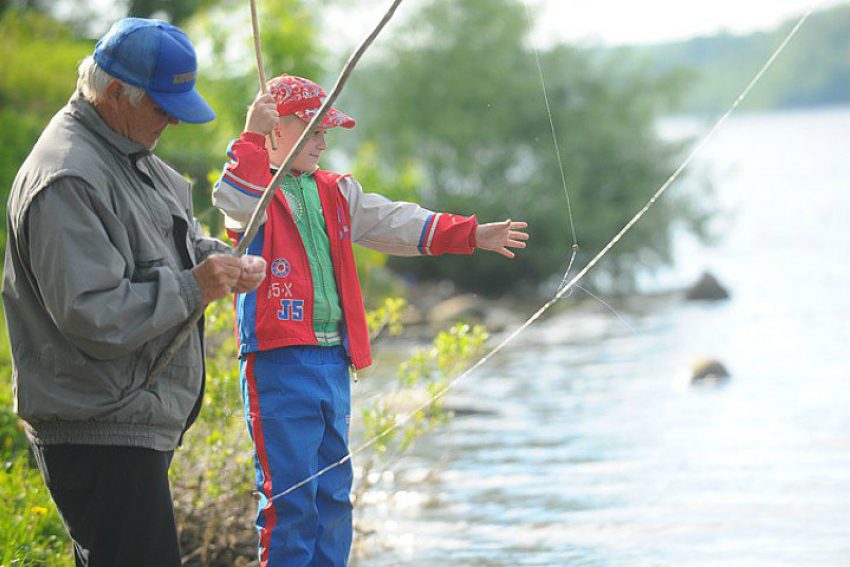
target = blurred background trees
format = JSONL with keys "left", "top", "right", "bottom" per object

{"left": 0, "top": 0, "right": 715, "bottom": 295}
{"left": 343, "top": 0, "right": 704, "bottom": 294}
{"left": 7, "top": 0, "right": 848, "bottom": 295}
{"left": 3, "top": 0, "right": 848, "bottom": 295}
{"left": 630, "top": 5, "right": 850, "bottom": 112}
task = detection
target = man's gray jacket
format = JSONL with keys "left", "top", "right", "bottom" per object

{"left": 2, "top": 92, "right": 229, "bottom": 451}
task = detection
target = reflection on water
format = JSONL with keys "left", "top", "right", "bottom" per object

{"left": 354, "top": 107, "right": 850, "bottom": 566}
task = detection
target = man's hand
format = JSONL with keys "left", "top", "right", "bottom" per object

{"left": 245, "top": 92, "right": 279, "bottom": 137}
{"left": 233, "top": 255, "right": 267, "bottom": 294}
{"left": 192, "top": 254, "right": 242, "bottom": 304}
{"left": 475, "top": 220, "right": 529, "bottom": 259}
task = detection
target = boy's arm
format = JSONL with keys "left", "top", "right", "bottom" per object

{"left": 211, "top": 132, "right": 274, "bottom": 232}
{"left": 340, "top": 176, "right": 477, "bottom": 256}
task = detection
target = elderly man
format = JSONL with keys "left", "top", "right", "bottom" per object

{"left": 2, "top": 18, "right": 265, "bottom": 566}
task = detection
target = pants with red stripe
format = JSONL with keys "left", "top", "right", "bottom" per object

{"left": 240, "top": 345, "right": 353, "bottom": 566}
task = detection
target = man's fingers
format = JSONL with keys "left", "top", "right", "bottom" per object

{"left": 233, "top": 280, "right": 263, "bottom": 294}
{"left": 221, "top": 266, "right": 242, "bottom": 283}
{"left": 211, "top": 258, "right": 241, "bottom": 279}
{"left": 240, "top": 255, "right": 267, "bottom": 274}
{"left": 506, "top": 240, "right": 526, "bottom": 249}
{"left": 509, "top": 231, "right": 529, "bottom": 241}
{"left": 194, "top": 254, "right": 258, "bottom": 303}
{"left": 211, "top": 256, "right": 241, "bottom": 283}
{"left": 233, "top": 273, "right": 265, "bottom": 294}
{"left": 232, "top": 255, "right": 267, "bottom": 295}
{"left": 242, "top": 271, "right": 266, "bottom": 284}
{"left": 509, "top": 221, "right": 528, "bottom": 229}
{"left": 500, "top": 248, "right": 515, "bottom": 259}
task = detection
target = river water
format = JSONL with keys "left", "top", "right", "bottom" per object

{"left": 354, "top": 106, "right": 850, "bottom": 566}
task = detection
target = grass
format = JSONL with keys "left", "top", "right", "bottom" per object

{"left": 0, "top": 455, "right": 73, "bottom": 567}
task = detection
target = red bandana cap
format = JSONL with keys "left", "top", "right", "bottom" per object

{"left": 266, "top": 74, "right": 355, "bottom": 129}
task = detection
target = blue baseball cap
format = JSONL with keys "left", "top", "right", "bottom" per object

{"left": 93, "top": 18, "right": 216, "bottom": 124}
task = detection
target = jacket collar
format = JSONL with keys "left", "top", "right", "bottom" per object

{"left": 270, "top": 167, "right": 313, "bottom": 179}
{"left": 67, "top": 90, "right": 151, "bottom": 158}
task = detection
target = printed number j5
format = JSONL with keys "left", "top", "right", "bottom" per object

{"left": 278, "top": 299, "right": 304, "bottom": 321}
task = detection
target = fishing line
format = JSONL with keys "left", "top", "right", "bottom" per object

{"left": 521, "top": 0, "right": 579, "bottom": 287}
{"left": 262, "top": 3, "right": 815, "bottom": 507}
{"left": 575, "top": 283, "right": 639, "bottom": 336}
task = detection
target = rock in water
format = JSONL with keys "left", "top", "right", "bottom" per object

{"left": 428, "top": 294, "right": 486, "bottom": 325}
{"left": 685, "top": 272, "right": 730, "bottom": 301}
{"left": 690, "top": 358, "right": 731, "bottom": 385}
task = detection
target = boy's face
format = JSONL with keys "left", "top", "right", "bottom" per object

{"left": 268, "top": 115, "right": 328, "bottom": 173}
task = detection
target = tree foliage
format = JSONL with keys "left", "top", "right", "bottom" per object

{"left": 0, "top": 10, "right": 92, "bottom": 251}
{"left": 125, "top": 0, "right": 219, "bottom": 25}
{"left": 345, "top": 0, "right": 706, "bottom": 294}
{"left": 634, "top": 4, "right": 850, "bottom": 112}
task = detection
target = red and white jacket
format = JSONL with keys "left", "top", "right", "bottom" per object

{"left": 213, "top": 132, "right": 478, "bottom": 370}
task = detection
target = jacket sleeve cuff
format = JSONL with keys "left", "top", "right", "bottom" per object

{"left": 194, "top": 237, "right": 231, "bottom": 263}
{"left": 177, "top": 269, "right": 204, "bottom": 315}
{"left": 429, "top": 214, "right": 477, "bottom": 255}
{"left": 241, "top": 131, "right": 268, "bottom": 148}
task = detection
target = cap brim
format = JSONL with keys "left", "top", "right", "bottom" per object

{"left": 297, "top": 107, "right": 355, "bottom": 129}
{"left": 149, "top": 88, "right": 216, "bottom": 124}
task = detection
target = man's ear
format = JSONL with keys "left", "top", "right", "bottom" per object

{"left": 103, "top": 79, "right": 124, "bottom": 105}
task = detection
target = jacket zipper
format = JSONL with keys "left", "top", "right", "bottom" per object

{"left": 295, "top": 176, "right": 333, "bottom": 341}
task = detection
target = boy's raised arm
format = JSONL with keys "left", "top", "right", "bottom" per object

{"left": 212, "top": 132, "right": 273, "bottom": 230}
{"left": 212, "top": 94, "right": 279, "bottom": 231}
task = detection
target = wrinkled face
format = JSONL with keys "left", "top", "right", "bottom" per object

{"left": 100, "top": 81, "right": 180, "bottom": 150}
{"left": 124, "top": 95, "right": 180, "bottom": 150}
{"left": 268, "top": 115, "right": 328, "bottom": 173}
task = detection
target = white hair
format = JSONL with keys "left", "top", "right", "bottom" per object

{"left": 77, "top": 56, "right": 146, "bottom": 107}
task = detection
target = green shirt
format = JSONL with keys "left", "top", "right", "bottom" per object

{"left": 279, "top": 173, "right": 343, "bottom": 346}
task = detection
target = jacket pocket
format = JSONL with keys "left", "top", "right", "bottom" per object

{"left": 131, "top": 255, "right": 166, "bottom": 283}
{"left": 121, "top": 345, "right": 149, "bottom": 398}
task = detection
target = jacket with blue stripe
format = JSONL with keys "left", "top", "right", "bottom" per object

{"left": 212, "top": 132, "right": 478, "bottom": 369}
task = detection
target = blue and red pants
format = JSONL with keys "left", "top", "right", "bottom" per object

{"left": 240, "top": 345, "right": 353, "bottom": 566}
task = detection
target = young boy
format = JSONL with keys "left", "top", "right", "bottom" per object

{"left": 212, "top": 74, "right": 528, "bottom": 566}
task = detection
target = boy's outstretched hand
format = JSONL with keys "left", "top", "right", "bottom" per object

{"left": 475, "top": 220, "right": 529, "bottom": 259}
{"left": 245, "top": 92, "right": 280, "bottom": 137}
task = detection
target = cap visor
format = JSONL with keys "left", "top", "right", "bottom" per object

{"left": 299, "top": 107, "right": 355, "bottom": 129}
{"left": 149, "top": 88, "right": 216, "bottom": 124}
{"left": 325, "top": 108, "right": 356, "bottom": 130}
